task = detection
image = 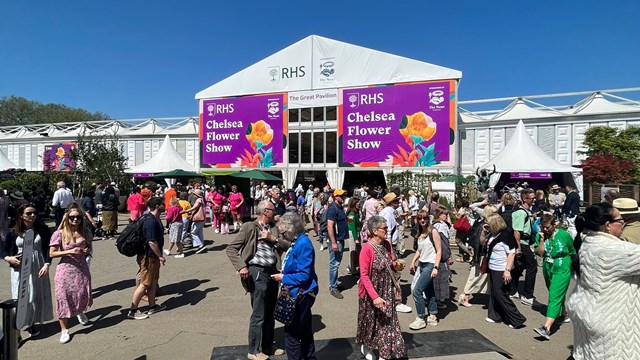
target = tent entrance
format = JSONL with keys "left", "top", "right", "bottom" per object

{"left": 294, "top": 170, "right": 329, "bottom": 190}
{"left": 343, "top": 170, "right": 386, "bottom": 194}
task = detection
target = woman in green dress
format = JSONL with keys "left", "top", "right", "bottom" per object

{"left": 347, "top": 197, "right": 362, "bottom": 276}
{"left": 533, "top": 213, "right": 576, "bottom": 340}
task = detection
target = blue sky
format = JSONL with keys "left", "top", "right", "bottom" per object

{"left": 1, "top": 1, "right": 638, "bottom": 119}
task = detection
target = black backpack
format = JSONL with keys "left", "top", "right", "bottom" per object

{"left": 115, "top": 214, "right": 151, "bottom": 257}
{"left": 498, "top": 205, "right": 531, "bottom": 240}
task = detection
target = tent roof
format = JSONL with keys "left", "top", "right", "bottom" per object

{"left": 125, "top": 135, "right": 199, "bottom": 173}
{"left": 118, "top": 119, "right": 160, "bottom": 136}
{"left": 480, "top": 121, "right": 581, "bottom": 173}
{"left": 157, "top": 118, "right": 198, "bottom": 135}
{"left": 0, "top": 149, "right": 19, "bottom": 171}
{"left": 195, "top": 35, "right": 462, "bottom": 100}
{"left": 567, "top": 93, "right": 640, "bottom": 115}
{"left": 491, "top": 99, "right": 561, "bottom": 120}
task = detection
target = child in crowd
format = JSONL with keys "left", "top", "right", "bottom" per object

{"left": 164, "top": 197, "right": 184, "bottom": 258}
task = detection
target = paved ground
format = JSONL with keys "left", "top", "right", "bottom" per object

{"left": 1, "top": 214, "right": 575, "bottom": 360}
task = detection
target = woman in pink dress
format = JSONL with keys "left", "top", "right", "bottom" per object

{"left": 210, "top": 187, "right": 226, "bottom": 234}
{"left": 49, "top": 207, "right": 93, "bottom": 344}
{"left": 228, "top": 185, "right": 244, "bottom": 232}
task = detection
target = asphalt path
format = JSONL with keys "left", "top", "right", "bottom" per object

{"left": 1, "top": 214, "right": 574, "bottom": 359}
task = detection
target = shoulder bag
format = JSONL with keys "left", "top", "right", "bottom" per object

{"left": 273, "top": 284, "right": 302, "bottom": 326}
{"left": 453, "top": 215, "right": 471, "bottom": 233}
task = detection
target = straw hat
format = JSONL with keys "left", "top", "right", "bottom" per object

{"left": 193, "top": 189, "right": 203, "bottom": 197}
{"left": 550, "top": 184, "right": 561, "bottom": 190}
{"left": 613, "top": 198, "right": 640, "bottom": 215}
{"left": 383, "top": 193, "right": 398, "bottom": 204}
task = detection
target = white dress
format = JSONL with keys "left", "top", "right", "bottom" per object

{"left": 566, "top": 230, "right": 640, "bottom": 359}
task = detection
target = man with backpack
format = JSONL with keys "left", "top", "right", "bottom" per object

{"left": 507, "top": 189, "right": 537, "bottom": 306}
{"left": 128, "top": 197, "right": 166, "bottom": 320}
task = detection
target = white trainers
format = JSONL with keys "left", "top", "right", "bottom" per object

{"left": 426, "top": 314, "right": 439, "bottom": 326}
{"left": 77, "top": 313, "right": 90, "bottom": 325}
{"left": 509, "top": 292, "right": 520, "bottom": 300}
{"left": 162, "top": 249, "right": 170, "bottom": 256}
{"left": 395, "top": 303, "right": 412, "bottom": 313}
{"left": 174, "top": 253, "right": 185, "bottom": 259}
{"left": 409, "top": 316, "right": 426, "bottom": 330}
{"left": 521, "top": 297, "right": 534, "bottom": 306}
{"left": 214, "top": 229, "right": 220, "bottom": 234}
{"left": 59, "top": 329, "right": 70, "bottom": 344}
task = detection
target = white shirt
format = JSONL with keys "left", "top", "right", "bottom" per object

{"left": 417, "top": 235, "right": 436, "bottom": 263}
{"left": 379, "top": 206, "right": 399, "bottom": 245}
{"left": 52, "top": 187, "right": 74, "bottom": 209}
{"left": 488, "top": 236, "right": 515, "bottom": 271}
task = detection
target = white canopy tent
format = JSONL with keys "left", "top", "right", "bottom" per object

{"left": 0, "top": 149, "right": 19, "bottom": 171}
{"left": 480, "top": 121, "right": 581, "bottom": 189}
{"left": 125, "top": 135, "right": 199, "bottom": 174}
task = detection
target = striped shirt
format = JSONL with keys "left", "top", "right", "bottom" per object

{"left": 248, "top": 224, "right": 277, "bottom": 267}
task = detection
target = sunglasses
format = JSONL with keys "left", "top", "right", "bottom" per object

{"left": 68, "top": 215, "right": 83, "bottom": 221}
{"left": 610, "top": 218, "right": 625, "bottom": 224}
{"left": 24, "top": 211, "right": 37, "bottom": 216}
{"left": 378, "top": 226, "right": 388, "bottom": 231}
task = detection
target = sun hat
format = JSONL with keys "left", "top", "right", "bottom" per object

{"left": 383, "top": 193, "right": 398, "bottom": 204}
{"left": 613, "top": 198, "right": 640, "bottom": 215}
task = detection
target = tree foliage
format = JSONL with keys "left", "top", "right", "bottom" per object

{"left": 581, "top": 155, "right": 636, "bottom": 184}
{"left": 0, "top": 96, "right": 111, "bottom": 126}
{"left": 580, "top": 125, "right": 640, "bottom": 183}
{"left": 71, "top": 129, "right": 128, "bottom": 194}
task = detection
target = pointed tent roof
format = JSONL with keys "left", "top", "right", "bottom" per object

{"left": 491, "top": 99, "right": 560, "bottom": 120}
{"left": 158, "top": 118, "right": 198, "bottom": 135}
{"left": 119, "top": 119, "right": 159, "bottom": 136}
{"left": 196, "top": 35, "right": 462, "bottom": 99}
{"left": 125, "top": 135, "right": 199, "bottom": 173}
{"left": 480, "top": 121, "right": 580, "bottom": 173}
{"left": 567, "top": 92, "right": 640, "bottom": 115}
{"left": 0, "top": 149, "right": 19, "bottom": 171}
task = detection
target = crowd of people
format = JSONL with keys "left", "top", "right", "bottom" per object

{"left": 2, "top": 177, "right": 640, "bottom": 360}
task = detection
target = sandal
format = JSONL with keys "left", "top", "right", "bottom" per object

{"left": 456, "top": 257, "right": 465, "bottom": 263}
{"left": 458, "top": 294, "right": 472, "bottom": 307}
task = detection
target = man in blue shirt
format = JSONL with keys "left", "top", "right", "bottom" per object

{"left": 128, "top": 197, "right": 167, "bottom": 320}
{"left": 326, "top": 189, "right": 349, "bottom": 299}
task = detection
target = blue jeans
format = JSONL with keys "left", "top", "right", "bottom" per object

{"left": 413, "top": 262, "right": 438, "bottom": 318}
{"left": 328, "top": 240, "right": 344, "bottom": 289}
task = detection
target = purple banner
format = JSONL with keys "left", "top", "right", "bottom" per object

{"left": 43, "top": 143, "right": 76, "bottom": 172}
{"left": 341, "top": 81, "right": 453, "bottom": 166}
{"left": 511, "top": 172, "right": 552, "bottom": 179}
{"left": 200, "top": 94, "right": 284, "bottom": 168}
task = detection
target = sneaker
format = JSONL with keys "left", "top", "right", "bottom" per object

{"left": 319, "top": 244, "right": 325, "bottom": 251}
{"left": 555, "top": 316, "right": 571, "bottom": 324}
{"left": 247, "top": 353, "right": 269, "bottom": 360}
{"left": 174, "top": 253, "right": 185, "bottom": 258}
{"left": 59, "top": 329, "right": 70, "bottom": 344}
{"left": 147, "top": 304, "right": 166, "bottom": 315}
{"left": 395, "top": 303, "right": 412, "bottom": 313}
{"left": 163, "top": 249, "right": 170, "bottom": 256}
{"left": 262, "top": 347, "right": 285, "bottom": 356}
{"left": 509, "top": 323, "right": 525, "bottom": 329}
{"left": 409, "top": 316, "right": 426, "bottom": 330}
{"left": 27, "top": 326, "right": 40, "bottom": 337}
{"left": 77, "top": 313, "right": 90, "bottom": 325}
{"left": 329, "top": 288, "right": 344, "bottom": 299}
{"left": 214, "top": 229, "right": 220, "bottom": 234}
{"left": 195, "top": 246, "right": 207, "bottom": 254}
{"left": 127, "top": 310, "right": 149, "bottom": 320}
{"left": 534, "top": 325, "right": 551, "bottom": 340}
{"left": 361, "top": 345, "right": 374, "bottom": 360}
{"left": 426, "top": 315, "right": 438, "bottom": 326}
{"left": 509, "top": 292, "right": 520, "bottom": 300}
{"left": 485, "top": 317, "right": 498, "bottom": 323}
{"left": 521, "top": 297, "right": 534, "bottom": 306}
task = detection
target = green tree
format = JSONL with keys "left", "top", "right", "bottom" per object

{"left": 0, "top": 96, "right": 111, "bottom": 126}
{"left": 71, "top": 128, "right": 128, "bottom": 195}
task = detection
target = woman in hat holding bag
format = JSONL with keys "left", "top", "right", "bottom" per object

{"left": 187, "top": 189, "right": 207, "bottom": 254}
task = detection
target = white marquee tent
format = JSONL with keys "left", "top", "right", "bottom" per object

{"left": 195, "top": 35, "right": 462, "bottom": 100}
{"left": 480, "top": 121, "right": 581, "bottom": 173}
{"left": 125, "top": 135, "right": 199, "bottom": 174}
{"left": 0, "top": 149, "right": 19, "bottom": 171}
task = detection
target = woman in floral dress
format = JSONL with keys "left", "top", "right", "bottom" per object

{"left": 49, "top": 207, "right": 93, "bottom": 344}
{"left": 357, "top": 215, "right": 406, "bottom": 360}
